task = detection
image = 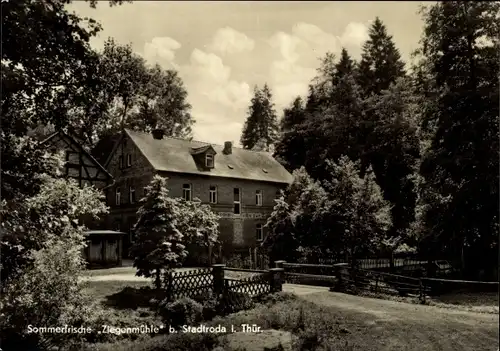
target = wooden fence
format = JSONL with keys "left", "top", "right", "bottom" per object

{"left": 277, "top": 261, "right": 337, "bottom": 287}
{"left": 162, "top": 264, "right": 284, "bottom": 304}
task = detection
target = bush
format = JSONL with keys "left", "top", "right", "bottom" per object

{"left": 259, "top": 292, "right": 298, "bottom": 305}
{"left": 226, "top": 254, "right": 253, "bottom": 269}
{"left": 0, "top": 239, "right": 109, "bottom": 351}
{"left": 218, "top": 291, "right": 255, "bottom": 315}
{"left": 158, "top": 297, "right": 203, "bottom": 329}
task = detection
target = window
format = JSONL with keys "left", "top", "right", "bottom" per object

{"left": 256, "top": 224, "right": 263, "bottom": 241}
{"left": 233, "top": 188, "right": 241, "bottom": 214}
{"left": 114, "top": 221, "right": 121, "bottom": 231}
{"left": 206, "top": 154, "right": 214, "bottom": 168}
{"left": 129, "top": 186, "right": 136, "bottom": 204}
{"left": 119, "top": 155, "right": 124, "bottom": 169}
{"left": 115, "top": 188, "right": 121, "bottom": 206}
{"left": 275, "top": 189, "right": 281, "bottom": 199}
{"left": 183, "top": 184, "right": 192, "bottom": 201}
{"left": 209, "top": 185, "right": 217, "bottom": 204}
{"left": 255, "top": 190, "right": 262, "bottom": 206}
{"left": 127, "top": 154, "right": 132, "bottom": 167}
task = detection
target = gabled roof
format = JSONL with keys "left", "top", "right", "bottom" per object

{"left": 41, "top": 130, "right": 113, "bottom": 180}
{"left": 118, "top": 129, "right": 293, "bottom": 184}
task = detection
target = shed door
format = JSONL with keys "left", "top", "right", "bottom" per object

{"left": 89, "top": 239, "right": 102, "bottom": 262}
{"left": 107, "top": 239, "right": 118, "bottom": 262}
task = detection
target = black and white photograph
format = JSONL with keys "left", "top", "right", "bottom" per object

{"left": 1, "top": 1, "right": 499, "bottom": 350}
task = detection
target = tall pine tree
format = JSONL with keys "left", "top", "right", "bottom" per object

{"left": 240, "top": 84, "right": 279, "bottom": 150}
{"left": 357, "top": 17, "right": 406, "bottom": 98}
{"left": 414, "top": 1, "right": 499, "bottom": 278}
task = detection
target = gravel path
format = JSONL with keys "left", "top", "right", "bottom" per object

{"left": 301, "top": 291, "right": 499, "bottom": 351}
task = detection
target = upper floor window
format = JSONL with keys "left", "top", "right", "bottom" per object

{"left": 183, "top": 184, "right": 192, "bottom": 201}
{"left": 129, "top": 186, "right": 136, "bottom": 204}
{"left": 209, "top": 185, "right": 217, "bottom": 204}
{"left": 119, "top": 155, "right": 124, "bottom": 169}
{"left": 255, "top": 190, "right": 262, "bottom": 206}
{"left": 256, "top": 224, "right": 263, "bottom": 241}
{"left": 206, "top": 154, "right": 214, "bottom": 168}
{"left": 126, "top": 154, "right": 132, "bottom": 167}
{"left": 233, "top": 188, "right": 241, "bottom": 214}
{"left": 115, "top": 187, "right": 121, "bottom": 206}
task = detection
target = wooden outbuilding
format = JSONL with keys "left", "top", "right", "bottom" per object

{"left": 84, "top": 230, "right": 125, "bottom": 267}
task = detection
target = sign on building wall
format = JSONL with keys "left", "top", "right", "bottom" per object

{"left": 217, "top": 212, "right": 269, "bottom": 219}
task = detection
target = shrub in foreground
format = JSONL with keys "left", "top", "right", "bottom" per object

{"left": 158, "top": 297, "right": 203, "bottom": 329}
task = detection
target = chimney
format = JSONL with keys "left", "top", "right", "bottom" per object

{"left": 152, "top": 129, "right": 165, "bottom": 140}
{"left": 223, "top": 141, "right": 232, "bottom": 155}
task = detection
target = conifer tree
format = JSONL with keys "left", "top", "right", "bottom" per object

{"left": 414, "top": 1, "right": 499, "bottom": 277}
{"left": 280, "top": 96, "right": 305, "bottom": 133}
{"left": 357, "top": 17, "right": 406, "bottom": 98}
{"left": 240, "top": 84, "right": 279, "bottom": 150}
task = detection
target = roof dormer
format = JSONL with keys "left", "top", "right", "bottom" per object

{"left": 190, "top": 144, "right": 216, "bottom": 170}
{"left": 205, "top": 153, "right": 214, "bottom": 168}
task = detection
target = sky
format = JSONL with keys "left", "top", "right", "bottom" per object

{"left": 69, "top": 1, "right": 427, "bottom": 145}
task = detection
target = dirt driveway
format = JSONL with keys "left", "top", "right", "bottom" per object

{"left": 301, "top": 291, "right": 499, "bottom": 351}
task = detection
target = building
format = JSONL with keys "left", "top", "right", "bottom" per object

{"left": 41, "top": 130, "right": 113, "bottom": 190}
{"left": 41, "top": 130, "right": 124, "bottom": 267}
{"left": 101, "top": 128, "right": 294, "bottom": 259}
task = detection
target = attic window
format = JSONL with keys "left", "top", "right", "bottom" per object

{"left": 228, "top": 164, "right": 234, "bottom": 169}
{"left": 206, "top": 154, "right": 214, "bottom": 168}
{"left": 262, "top": 168, "right": 268, "bottom": 173}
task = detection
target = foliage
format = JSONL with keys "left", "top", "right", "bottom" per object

{"left": 413, "top": 1, "right": 499, "bottom": 277}
{"left": 131, "top": 176, "right": 187, "bottom": 288}
{"left": 133, "top": 65, "right": 194, "bottom": 138}
{"left": 1, "top": 171, "right": 108, "bottom": 286}
{"left": 218, "top": 291, "right": 255, "bottom": 315}
{"left": 357, "top": 17, "right": 406, "bottom": 99}
{"left": 1, "top": 0, "right": 126, "bottom": 138}
{"left": 131, "top": 176, "right": 220, "bottom": 288}
{"left": 264, "top": 167, "right": 329, "bottom": 261}
{"left": 322, "top": 156, "right": 392, "bottom": 259}
{"left": 364, "top": 78, "right": 421, "bottom": 239}
{"left": 241, "top": 84, "right": 279, "bottom": 150}
{"left": 0, "top": 133, "right": 64, "bottom": 202}
{"left": 68, "top": 39, "right": 194, "bottom": 149}
{"left": 225, "top": 254, "right": 253, "bottom": 269}
{"left": 176, "top": 198, "right": 220, "bottom": 247}
{"left": 280, "top": 96, "right": 306, "bottom": 133}
{"left": 158, "top": 297, "right": 203, "bottom": 329}
{"left": 0, "top": 238, "right": 108, "bottom": 351}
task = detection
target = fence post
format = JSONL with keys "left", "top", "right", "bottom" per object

{"left": 419, "top": 278, "right": 426, "bottom": 304}
{"left": 166, "top": 271, "right": 173, "bottom": 302}
{"left": 332, "top": 263, "right": 348, "bottom": 292}
{"left": 212, "top": 264, "right": 225, "bottom": 297}
{"left": 390, "top": 252, "right": 395, "bottom": 273}
{"left": 269, "top": 268, "right": 284, "bottom": 293}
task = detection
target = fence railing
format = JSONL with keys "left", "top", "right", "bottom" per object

{"left": 276, "top": 260, "right": 337, "bottom": 287}
{"left": 163, "top": 264, "right": 283, "bottom": 303}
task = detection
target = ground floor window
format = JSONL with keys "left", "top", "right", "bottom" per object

{"left": 256, "top": 223, "right": 263, "bottom": 241}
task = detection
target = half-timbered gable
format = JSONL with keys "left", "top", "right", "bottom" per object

{"left": 41, "top": 131, "right": 113, "bottom": 189}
